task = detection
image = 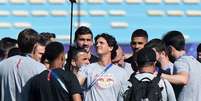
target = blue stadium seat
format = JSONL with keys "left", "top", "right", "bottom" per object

{"left": 0, "top": 0, "right": 201, "bottom": 43}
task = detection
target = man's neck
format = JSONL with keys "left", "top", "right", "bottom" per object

{"left": 160, "top": 57, "right": 172, "bottom": 68}
{"left": 140, "top": 66, "right": 155, "bottom": 73}
{"left": 99, "top": 54, "right": 112, "bottom": 67}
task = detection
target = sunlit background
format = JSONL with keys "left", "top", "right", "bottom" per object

{"left": 0, "top": 0, "right": 201, "bottom": 56}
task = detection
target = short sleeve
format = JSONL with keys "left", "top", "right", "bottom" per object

{"left": 66, "top": 72, "right": 82, "bottom": 95}
{"left": 174, "top": 58, "right": 189, "bottom": 73}
{"left": 163, "top": 79, "right": 176, "bottom": 101}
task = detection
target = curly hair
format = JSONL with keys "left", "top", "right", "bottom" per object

{"left": 95, "top": 33, "right": 118, "bottom": 60}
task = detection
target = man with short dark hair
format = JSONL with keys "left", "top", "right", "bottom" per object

{"left": 145, "top": 38, "right": 175, "bottom": 75}
{"left": 66, "top": 46, "right": 90, "bottom": 75}
{"left": 31, "top": 36, "right": 48, "bottom": 62}
{"left": 0, "top": 28, "right": 46, "bottom": 101}
{"left": 0, "top": 37, "right": 18, "bottom": 59}
{"left": 125, "top": 29, "right": 148, "bottom": 72}
{"left": 129, "top": 47, "right": 176, "bottom": 101}
{"left": 78, "top": 33, "right": 128, "bottom": 101}
{"left": 162, "top": 30, "right": 201, "bottom": 101}
{"left": 74, "top": 26, "right": 98, "bottom": 63}
{"left": 40, "top": 32, "right": 56, "bottom": 42}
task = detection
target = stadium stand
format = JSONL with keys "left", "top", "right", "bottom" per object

{"left": 0, "top": 0, "right": 201, "bottom": 43}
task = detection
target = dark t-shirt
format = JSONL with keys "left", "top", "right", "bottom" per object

{"left": 90, "top": 54, "right": 99, "bottom": 63}
{"left": 28, "top": 68, "right": 81, "bottom": 101}
{"left": 124, "top": 56, "right": 133, "bottom": 64}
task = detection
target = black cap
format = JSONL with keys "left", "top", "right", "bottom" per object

{"left": 137, "top": 47, "right": 156, "bottom": 67}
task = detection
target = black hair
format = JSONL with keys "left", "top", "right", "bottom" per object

{"left": 137, "top": 47, "right": 156, "bottom": 68}
{"left": 40, "top": 32, "right": 56, "bottom": 41}
{"left": 32, "top": 36, "right": 49, "bottom": 55}
{"left": 41, "top": 41, "right": 64, "bottom": 63}
{"left": 38, "top": 35, "right": 49, "bottom": 46}
{"left": 0, "top": 37, "right": 18, "bottom": 58}
{"left": 145, "top": 38, "right": 169, "bottom": 55}
{"left": 162, "top": 30, "right": 185, "bottom": 51}
{"left": 7, "top": 47, "right": 21, "bottom": 58}
{"left": 65, "top": 46, "right": 88, "bottom": 71}
{"left": 1, "top": 37, "right": 17, "bottom": 44}
{"left": 0, "top": 48, "right": 4, "bottom": 60}
{"left": 17, "top": 28, "right": 39, "bottom": 54}
{"left": 95, "top": 33, "right": 118, "bottom": 60}
{"left": 0, "top": 37, "right": 17, "bottom": 49}
{"left": 197, "top": 43, "right": 201, "bottom": 52}
{"left": 74, "top": 26, "right": 93, "bottom": 42}
{"left": 197, "top": 43, "right": 201, "bottom": 62}
{"left": 131, "top": 29, "right": 148, "bottom": 41}
{"left": 68, "top": 46, "right": 88, "bottom": 60}
{"left": 51, "top": 33, "right": 56, "bottom": 38}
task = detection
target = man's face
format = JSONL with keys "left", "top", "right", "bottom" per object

{"left": 130, "top": 37, "right": 147, "bottom": 53}
{"left": 95, "top": 37, "right": 112, "bottom": 56}
{"left": 76, "top": 34, "right": 93, "bottom": 52}
{"left": 75, "top": 52, "right": 90, "bottom": 67}
{"left": 32, "top": 44, "right": 45, "bottom": 61}
{"left": 112, "top": 47, "right": 125, "bottom": 67}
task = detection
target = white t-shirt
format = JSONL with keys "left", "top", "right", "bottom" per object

{"left": 174, "top": 55, "right": 201, "bottom": 101}
{"left": 79, "top": 62, "right": 129, "bottom": 101}
{"left": 122, "top": 62, "right": 134, "bottom": 80}
{"left": 0, "top": 55, "right": 46, "bottom": 101}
